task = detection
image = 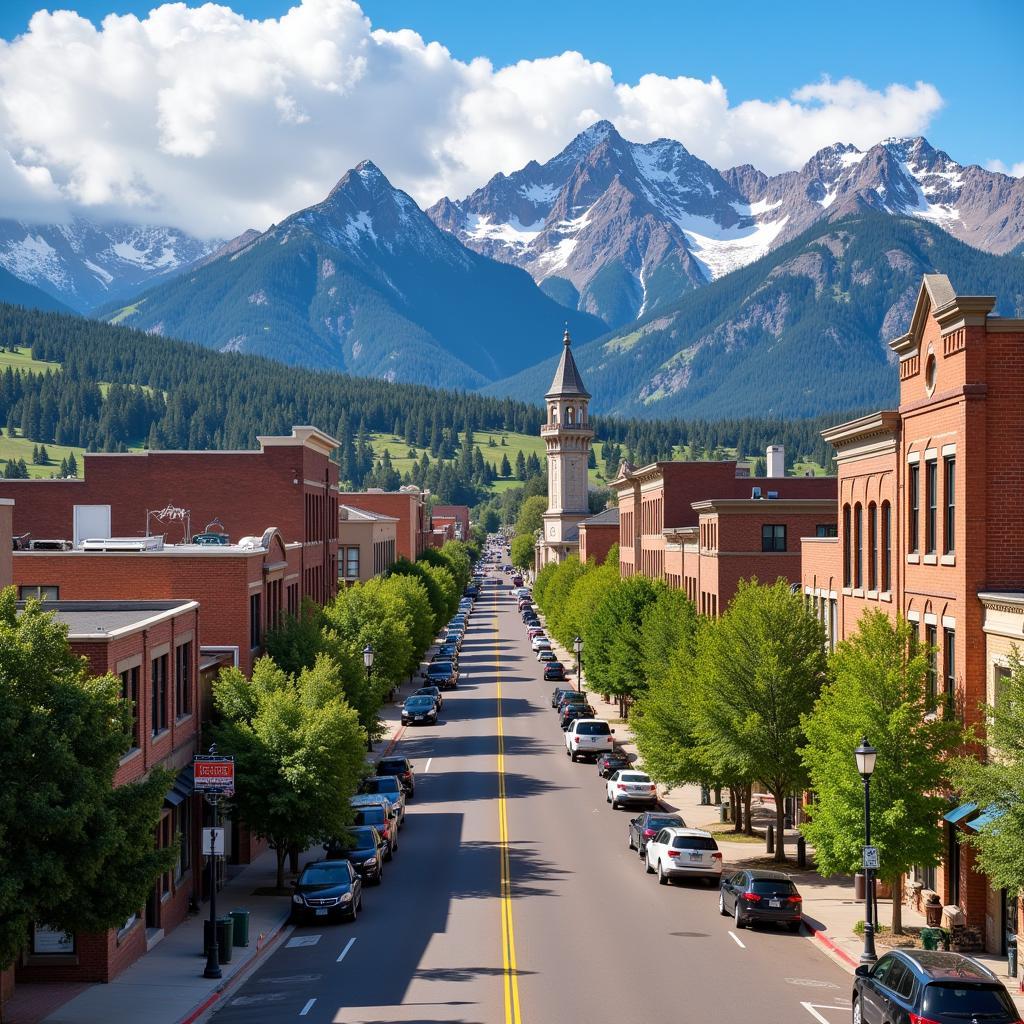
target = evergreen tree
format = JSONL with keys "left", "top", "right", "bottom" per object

{"left": 500, "top": 453, "right": 512, "bottom": 477}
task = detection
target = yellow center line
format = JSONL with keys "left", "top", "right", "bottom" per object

{"left": 495, "top": 579, "right": 523, "bottom": 1024}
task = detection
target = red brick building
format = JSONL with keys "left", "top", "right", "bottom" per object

{"left": 0, "top": 498, "right": 11, "bottom": 587}
{"left": 801, "top": 275, "right": 1024, "bottom": 954}
{"left": 14, "top": 600, "right": 200, "bottom": 985}
{"left": 337, "top": 487, "right": 431, "bottom": 562}
{"left": 431, "top": 504, "right": 470, "bottom": 541}
{"left": 577, "top": 506, "right": 619, "bottom": 566}
{"left": 0, "top": 426, "right": 339, "bottom": 606}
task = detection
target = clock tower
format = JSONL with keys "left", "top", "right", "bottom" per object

{"left": 537, "top": 328, "right": 594, "bottom": 569}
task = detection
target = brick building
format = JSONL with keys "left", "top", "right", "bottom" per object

{"left": 338, "top": 505, "right": 398, "bottom": 583}
{"left": 431, "top": 504, "right": 470, "bottom": 541}
{"left": 577, "top": 506, "right": 619, "bottom": 566}
{"left": 0, "top": 498, "right": 11, "bottom": 587}
{"left": 14, "top": 600, "right": 200, "bottom": 985}
{"left": 801, "top": 274, "right": 1024, "bottom": 954}
{"left": 337, "top": 487, "right": 431, "bottom": 562}
{"left": 0, "top": 426, "right": 339, "bottom": 607}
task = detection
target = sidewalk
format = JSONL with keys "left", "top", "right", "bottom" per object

{"left": 4, "top": 678, "right": 423, "bottom": 1024}
{"left": 544, "top": 630, "right": 1024, "bottom": 1009}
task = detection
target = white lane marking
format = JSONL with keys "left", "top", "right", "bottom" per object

{"left": 299, "top": 997, "right": 317, "bottom": 1016}
{"left": 727, "top": 930, "right": 746, "bottom": 949}
{"left": 424, "top": 758, "right": 432, "bottom": 774}
{"left": 336, "top": 937, "right": 356, "bottom": 963}
{"left": 286, "top": 935, "right": 322, "bottom": 948}
{"left": 800, "top": 1003, "right": 849, "bottom": 1023}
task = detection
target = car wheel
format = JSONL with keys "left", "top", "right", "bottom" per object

{"left": 851, "top": 997, "right": 861, "bottom": 1024}
{"left": 719, "top": 891, "right": 728, "bottom": 916}
{"left": 645, "top": 852, "right": 655, "bottom": 875}
{"left": 611, "top": 798, "right": 619, "bottom": 810}
{"left": 347, "top": 901, "right": 358, "bottom": 923}
{"left": 657, "top": 862, "right": 668, "bottom": 886}
{"left": 734, "top": 902, "right": 746, "bottom": 929}
{"left": 638, "top": 843, "right": 645, "bottom": 859}
{"left": 384, "top": 845, "right": 393, "bottom": 863}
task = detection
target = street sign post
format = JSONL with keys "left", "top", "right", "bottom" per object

{"left": 195, "top": 750, "right": 234, "bottom": 978}
{"left": 862, "top": 845, "right": 880, "bottom": 870}
{"left": 202, "top": 827, "right": 225, "bottom": 857}
{"left": 194, "top": 755, "right": 235, "bottom": 796}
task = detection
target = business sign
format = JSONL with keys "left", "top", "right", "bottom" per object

{"left": 193, "top": 755, "right": 235, "bottom": 795}
{"left": 202, "top": 827, "right": 225, "bottom": 856}
{"left": 862, "top": 845, "right": 880, "bottom": 870}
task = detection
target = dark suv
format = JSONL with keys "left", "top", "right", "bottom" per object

{"left": 719, "top": 869, "right": 803, "bottom": 930}
{"left": 376, "top": 755, "right": 415, "bottom": 797}
{"left": 852, "top": 949, "right": 1018, "bottom": 1023}
{"left": 426, "top": 660, "right": 458, "bottom": 691}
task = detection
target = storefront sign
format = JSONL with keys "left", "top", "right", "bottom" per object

{"left": 193, "top": 755, "right": 235, "bottom": 795}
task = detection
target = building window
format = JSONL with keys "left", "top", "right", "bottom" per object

{"left": 249, "top": 593, "right": 261, "bottom": 650}
{"left": 853, "top": 504, "right": 863, "bottom": 589}
{"left": 868, "top": 503, "right": 878, "bottom": 591}
{"left": 346, "top": 545, "right": 360, "bottom": 579}
{"left": 174, "top": 642, "right": 192, "bottom": 719}
{"left": 881, "top": 502, "right": 892, "bottom": 592}
{"left": 944, "top": 457, "right": 955, "bottom": 554}
{"left": 909, "top": 463, "right": 920, "bottom": 553}
{"left": 151, "top": 653, "right": 168, "bottom": 735}
{"left": 925, "top": 623, "right": 938, "bottom": 711}
{"left": 943, "top": 629, "right": 955, "bottom": 716}
{"left": 842, "top": 504, "right": 851, "bottom": 587}
{"left": 761, "top": 524, "right": 786, "bottom": 552}
{"left": 120, "top": 665, "right": 140, "bottom": 750}
{"left": 815, "top": 524, "right": 837, "bottom": 538}
{"left": 925, "top": 459, "right": 937, "bottom": 554}
{"left": 18, "top": 585, "right": 58, "bottom": 600}
{"left": 287, "top": 583, "right": 298, "bottom": 616}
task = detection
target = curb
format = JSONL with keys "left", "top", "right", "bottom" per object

{"left": 803, "top": 921, "right": 859, "bottom": 973}
{"left": 177, "top": 911, "right": 293, "bottom": 1024}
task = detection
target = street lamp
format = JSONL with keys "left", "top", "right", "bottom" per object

{"left": 363, "top": 644, "right": 375, "bottom": 752}
{"left": 573, "top": 636, "right": 583, "bottom": 693}
{"left": 855, "top": 737, "right": 878, "bottom": 965}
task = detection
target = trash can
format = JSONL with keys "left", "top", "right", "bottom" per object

{"left": 719, "top": 802, "right": 730, "bottom": 823}
{"left": 229, "top": 909, "right": 250, "bottom": 947}
{"left": 925, "top": 897, "right": 943, "bottom": 927}
{"left": 854, "top": 872, "right": 866, "bottom": 901}
{"left": 921, "top": 927, "right": 941, "bottom": 951}
{"left": 204, "top": 917, "right": 235, "bottom": 963}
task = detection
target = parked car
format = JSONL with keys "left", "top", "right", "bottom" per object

{"left": 551, "top": 686, "right": 576, "bottom": 708}
{"left": 527, "top": 626, "right": 545, "bottom": 639}
{"left": 627, "top": 812, "right": 687, "bottom": 856}
{"left": 565, "top": 719, "right": 615, "bottom": 761}
{"left": 511, "top": 575, "right": 523, "bottom": 587}
{"left": 556, "top": 691, "right": 590, "bottom": 714}
{"left": 443, "top": 630, "right": 463, "bottom": 649}
{"left": 606, "top": 770, "right": 658, "bottom": 809}
{"left": 531, "top": 637, "right": 551, "bottom": 652}
{"left": 290, "top": 859, "right": 363, "bottom": 923}
{"left": 324, "top": 826, "right": 385, "bottom": 884}
{"left": 359, "top": 776, "right": 407, "bottom": 826}
{"left": 437, "top": 643, "right": 459, "bottom": 662}
{"left": 560, "top": 703, "right": 596, "bottom": 730}
{"left": 851, "top": 949, "right": 1018, "bottom": 1024}
{"left": 645, "top": 828, "right": 722, "bottom": 885}
{"left": 597, "top": 750, "right": 633, "bottom": 778}
{"left": 544, "top": 662, "right": 568, "bottom": 682}
{"left": 537, "top": 649, "right": 557, "bottom": 662}
{"left": 425, "top": 660, "right": 458, "bottom": 691}
{"left": 376, "top": 755, "right": 415, "bottom": 797}
{"left": 350, "top": 795, "right": 399, "bottom": 856}
{"left": 719, "top": 868, "right": 802, "bottom": 930}
{"left": 412, "top": 685, "right": 443, "bottom": 711}
{"left": 402, "top": 694, "right": 439, "bottom": 725}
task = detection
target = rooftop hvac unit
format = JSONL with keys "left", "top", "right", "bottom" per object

{"left": 751, "top": 487, "right": 762, "bottom": 500}
{"left": 79, "top": 536, "right": 165, "bottom": 552}
{"left": 28, "top": 539, "right": 73, "bottom": 551}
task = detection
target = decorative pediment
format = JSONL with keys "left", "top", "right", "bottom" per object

{"left": 889, "top": 274, "right": 995, "bottom": 358}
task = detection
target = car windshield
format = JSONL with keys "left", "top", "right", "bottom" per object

{"left": 575, "top": 722, "right": 610, "bottom": 735}
{"left": 406, "top": 698, "right": 434, "bottom": 708}
{"left": 672, "top": 836, "right": 718, "bottom": 851}
{"left": 751, "top": 879, "right": 796, "bottom": 894}
{"left": 354, "top": 808, "right": 385, "bottom": 825}
{"left": 620, "top": 773, "right": 650, "bottom": 783}
{"left": 414, "top": 689, "right": 438, "bottom": 697}
{"left": 300, "top": 865, "right": 349, "bottom": 886}
{"left": 334, "top": 827, "right": 375, "bottom": 849}
{"left": 921, "top": 983, "right": 1014, "bottom": 1016}
{"left": 429, "top": 663, "right": 453, "bottom": 674}
{"left": 378, "top": 759, "right": 407, "bottom": 771}
{"left": 363, "top": 778, "right": 400, "bottom": 794}
{"left": 647, "top": 816, "right": 683, "bottom": 829}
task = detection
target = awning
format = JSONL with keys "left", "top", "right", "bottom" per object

{"left": 943, "top": 802, "right": 978, "bottom": 825}
{"left": 966, "top": 805, "right": 1004, "bottom": 832}
{"left": 163, "top": 765, "right": 195, "bottom": 809}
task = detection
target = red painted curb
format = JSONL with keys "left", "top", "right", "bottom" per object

{"left": 381, "top": 724, "right": 407, "bottom": 757}
{"left": 805, "top": 923, "right": 860, "bottom": 971}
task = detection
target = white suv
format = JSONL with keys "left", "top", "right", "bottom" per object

{"left": 564, "top": 719, "right": 615, "bottom": 762}
{"left": 644, "top": 827, "right": 723, "bottom": 885}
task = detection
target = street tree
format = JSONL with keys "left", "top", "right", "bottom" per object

{"left": 802, "top": 611, "right": 963, "bottom": 928}
{"left": 212, "top": 654, "right": 365, "bottom": 889}
{"left": 264, "top": 598, "right": 325, "bottom": 675}
{"left": 542, "top": 556, "right": 591, "bottom": 647}
{"left": 515, "top": 494, "right": 547, "bottom": 537}
{"left": 510, "top": 533, "right": 535, "bottom": 571}
{"left": 559, "top": 558, "right": 619, "bottom": 657}
{"left": 695, "top": 579, "right": 827, "bottom": 861}
{"left": 0, "top": 589, "right": 175, "bottom": 973}
{"left": 389, "top": 557, "right": 449, "bottom": 633}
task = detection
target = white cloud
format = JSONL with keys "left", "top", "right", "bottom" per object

{"left": 0, "top": 0, "right": 948, "bottom": 236}
{"left": 985, "top": 158, "right": 1024, "bottom": 178}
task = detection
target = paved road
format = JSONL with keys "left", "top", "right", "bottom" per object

{"left": 208, "top": 570, "right": 852, "bottom": 1024}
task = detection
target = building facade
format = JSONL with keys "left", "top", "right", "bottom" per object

{"left": 337, "top": 487, "right": 431, "bottom": 562}
{"left": 800, "top": 275, "right": 1024, "bottom": 954}
{"left": 536, "top": 330, "right": 594, "bottom": 570}
{"left": 0, "top": 498, "right": 11, "bottom": 588}
{"left": 431, "top": 505, "right": 470, "bottom": 541}
{"left": 577, "top": 506, "right": 619, "bottom": 566}
{"left": 338, "top": 505, "right": 398, "bottom": 583}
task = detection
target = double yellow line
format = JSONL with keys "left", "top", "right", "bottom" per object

{"left": 494, "top": 580, "right": 523, "bottom": 1024}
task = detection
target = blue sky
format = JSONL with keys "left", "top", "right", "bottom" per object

{"left": 2, "top": 0, "right": 1020, "bottom": 171}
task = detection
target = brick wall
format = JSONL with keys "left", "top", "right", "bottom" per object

{"left": 578, "top": 522, "right": 617, "bottom": 566}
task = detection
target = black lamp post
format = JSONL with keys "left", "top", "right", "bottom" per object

{"left": 573, "top": 636, "right": 583, "bottom": 693}
{"left": 363, "top": 643, "right": 375, "bottom": 752}
{"left": 855, "top": 737, "right": 878, "bottom": 965}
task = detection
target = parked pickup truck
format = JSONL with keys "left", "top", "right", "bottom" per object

{"left": 565, "top": 719, "right": 615, "bottom": 762}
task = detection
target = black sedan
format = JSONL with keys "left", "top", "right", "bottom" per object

{"left": 412, "top": 685, "right": 443, "bottom": 711}
{"left": 436, "top": 643, "right": 459, "bottom": 662}
{"left": 425, "top": 660, "right": 458, "bottom": 690}
{"left": 290, "top": 860, "right": 363, "bottom": 924}
{"left": 402, "top": 695, "right": 438, "bottom": 725}
{"left": 627, "top": 811, "right": 686, "bottom": 856}
{"left": 324, "top": 826, "right": 385, "bottom": 884}
{"left": 719, "top": 869, "right": 802, "bottom": 930}
{"left": 597, "top": 749, "right": 633, "bottom": 778}
{"left": 560, "top": 703, "right": 595, "bottom": 730}
{"left": 853, "top": 949, "right": 1018, "bottom": 1024}
{"left": 551, "top": 686, "right": 575, "bottom": 708}
{"left": 543, "top": 662, "right": 567, "bottom": 682}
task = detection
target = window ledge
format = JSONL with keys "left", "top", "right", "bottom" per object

{"left": 941, "top": 554, "right": 956, "bottom": 566}
{"left": 119, "top": 747, "right": 142, "bottom": 767}
{"left": 852, "top": 588, "right": 865, "bottom": 598}
{"left": 867, "top": 590, "right": 879, "bottom": 600}
{"left": 923, "top": 554, "right": 938, "bottom": 565}
{"left": 151, "top": 728, "right": 169, "bottom": 742}
{"left": 842, "top": 587, "right": 853, "bottom": 596}
{"left": 175, "top": 712, "right": 193, "bottom": 726}
{"left": 907, "top": 554, "right": 920, "bottom": 564}
{"left": 879, "top": 591, "right": 893, "bottom": 603}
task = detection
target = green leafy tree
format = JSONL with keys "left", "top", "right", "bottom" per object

{"left": 560, "top": 558, "right": 619, "bottom": 657}
{"left": 516, "top": 494, "right": 547, "bottom": 537}
{"left": 696, "top": 579, "right": 827, "bottom": 861}
{"left": 510, "top": 533, "right": 535, "bottom": 571}
{"left": 0, "top": 589, "right": 175, "bottom": 972}
{"left": 438, "top": 540, "right": 472, "bottom": 592}
{"left": 374, "top": 573, "right": 434, "bottom": 675}
{"left": 803, "top": 612, "right": 963, "bottom": 928}
{"left": 212, "top": 654, "right": 365, "bottom": 889}
{"left": 389, "top": 558, "right": 447, "bottom": 632}
{"left": 542, "top": 556, "right": 591, "bottom": 647}
{"left": 264, "top": 598, "right": 325, "bottom": 675}
{"left": 532, "top": 561, "right": 559, "bottom": 612}
{"left": 952, "top": 650, "right": 1024, "bottom": 905}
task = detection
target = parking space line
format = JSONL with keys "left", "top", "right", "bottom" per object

{"left": 424, "top": 757, "right": 432, "bottom": 774}
{"left": 299, "top": 997, "right": 317, "bottom": 1016}
{"left": 800, "top": 1002, "right": 849, "bottom": 1023}
{"left": 336, "top": 937, "right": 356, "bottom": 963}
{"left": 727, "top": 930, "right": 746, "bottom": 949}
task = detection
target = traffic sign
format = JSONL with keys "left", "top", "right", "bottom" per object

{"left": 194, "top": 755, "right": 235, "bottom": 795}
{"left": 862, "top": 845, "right": 879, "bottom": 870}
{"left": 202, "top": 827, "right": 225, "bottom": 856}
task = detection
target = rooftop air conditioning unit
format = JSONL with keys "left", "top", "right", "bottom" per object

{"left": 80, "top": 536, "right": 164, "bottom": 552}
{"left": 29, "top": 539, "right": 73, "bottom": 551}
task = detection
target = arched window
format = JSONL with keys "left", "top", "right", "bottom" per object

{"left": 842, "top": 504, "right": 851, "bottom": 587}
{"left": 550, "top": 404, "right": 558, "bottom": 425}
{"left": 881, "top": 501, "right": 892, "bottom": 592}
{"left": 853, "top": 503, "right": 863, "bottom": 589}
{"left": 566, "top": 406, "right": 575, "bottom": 425}
{"left": 868, "top": 502, "right": 878, "bottom": 591}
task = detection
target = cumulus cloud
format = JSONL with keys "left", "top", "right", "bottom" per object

{"left": 0, "top": 0, "right": 948, "bottom": 236}
{"left": 985, "top": 158, "right": 1024, "bottom": 178}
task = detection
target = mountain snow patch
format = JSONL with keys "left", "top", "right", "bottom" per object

{"left": 519, "top": 183, "right": 559, "bottom": 204}
{"left": 674, "top": 212, "right": 790, "bottom": 281}
{"left": 466, "top": 214, "right": 544, "bottom": 249}
{"left": 345, "top": 212, "right": 377, "bottom": 245}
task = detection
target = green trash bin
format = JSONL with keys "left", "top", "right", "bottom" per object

{"left": 217, "top": 916, "right": 234, "bottom": 963}
{"left": 229, "top": 909, "right": 250, "bottom": 947}
{"left": 921, "top": 926, "right": 940, "bottom": 951}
